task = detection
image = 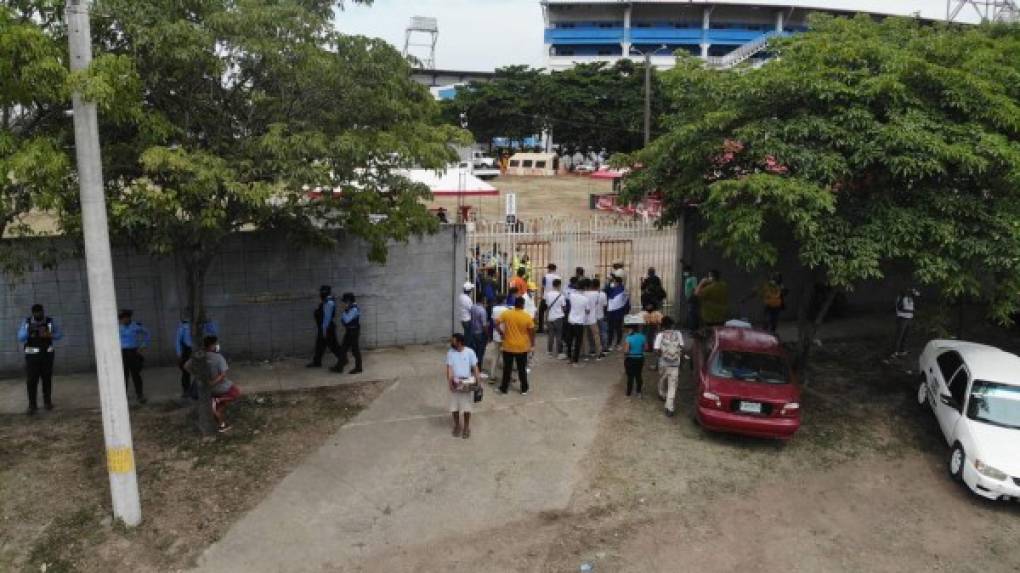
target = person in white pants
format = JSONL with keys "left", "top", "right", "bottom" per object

{"left": 654, "top": 317, "right": 685, "bottom": 417}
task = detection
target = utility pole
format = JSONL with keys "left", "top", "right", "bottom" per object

{"left": 66, "top": 0, "right": 142, "bottom": 527}
{"left": 636, "top": 44, "right": 669, "bottom": 147}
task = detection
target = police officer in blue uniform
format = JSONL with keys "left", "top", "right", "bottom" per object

{"left": 118, "top": 309, "right": 151, "bottom": 404}
{"left": 17, "top": 304, "right": 64, "bottom": 415}
{"left": 334, "top": 292, "right": 363, "bottom": 374}
{"left": 309, "top": 285, "right": 344, "bottom": 369}
{"left": 176, "top": 314, "right": 219, "bottom": 399}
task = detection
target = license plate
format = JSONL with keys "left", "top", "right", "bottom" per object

{"left": 739, "top": 401, "right": 763, "bottom": 414}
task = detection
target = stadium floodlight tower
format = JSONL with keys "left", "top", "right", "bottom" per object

{"left": 947, "top": 0, "right": 1020, "bottom": 22}
{"left": 403, "top": 16, "right": 439, "bottom": 69}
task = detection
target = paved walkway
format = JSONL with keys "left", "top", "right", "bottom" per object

{"left": 195, "top": 343, "right": 619, "bottom": 572}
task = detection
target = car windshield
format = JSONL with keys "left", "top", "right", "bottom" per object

{"left": 711, "top": 351, "right": 789, "bottom": 384}
{"left": 967, "top": 381, "right": 1020, "bottom": 430}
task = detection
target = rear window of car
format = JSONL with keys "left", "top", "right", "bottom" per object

{"left": 711, "top": 351, "right": 789, "bottom": 384}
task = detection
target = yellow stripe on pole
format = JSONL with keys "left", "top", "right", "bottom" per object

{"left": 106, "top": 447, "right": 135, "bottom": 474}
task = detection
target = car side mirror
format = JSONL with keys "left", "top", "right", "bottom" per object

{"left": 939, "top": 394, "right": 960, "bottom": 411}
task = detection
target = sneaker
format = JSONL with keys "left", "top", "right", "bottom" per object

{"left": 349, "top": 367, "right": 363, "bottom": 375}
{"left": 497, "top": 389, "right": 509, "bottom": 395}
{"left": 557, "top": 354, "right": 568, "bottom": 360}
{"left": 217, "top": 423, "right": 232, "bottom": 433}
{"left": 665, "top": 408, "right": 675, "bottom": 417}
{"left": 597, "top": 353, "right": 606, "bottom": 361}
{"left": 26, "top": 407, "right": 38, "bottom": 416}
{"left": 479, "top": 372, "right": 490, "bottom": 380}
{"left": 571, "top": 363, "right": 581, "bottom": 368}
{"left": 521, "top": 390, "right": 529, "bottom": 396}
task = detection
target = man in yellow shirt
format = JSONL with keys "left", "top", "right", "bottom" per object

{"left": 496, "top": 298, "right": 535, "bottom": 396}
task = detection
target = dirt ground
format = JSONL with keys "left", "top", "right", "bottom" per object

{"left": 428, "top": 174, "right": 615, "bottom": 222}
{"left": 349, "top": 335, "right": 1020, "bottom": 573}
{"left": 0, "top": 383, "right": 384, "bottom": 573}
{"left": 536, "top": 337, "right": 1020, "bottom": 572}
{"left": 4, "top": 329, "right": 1020, "bottom": 572}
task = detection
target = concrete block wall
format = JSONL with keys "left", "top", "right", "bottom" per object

{"left": 0, "top": 227, "right": 465, "bottom": 376}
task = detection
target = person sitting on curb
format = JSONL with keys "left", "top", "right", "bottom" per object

{"left": 186, "top": 335, "right": 242, "bottom": 433}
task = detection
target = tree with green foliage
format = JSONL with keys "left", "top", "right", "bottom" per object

{"left": 442, "top": 65, "right": 546, "bottom": 151}
{"left": 545, "top": 60, "right": 665, "bottom": 155}
{"left": 620, "top": 15, "right": 1020, "bottom": 374}
{"left": 442, "top": 61, "right": 664, "bottom": 155}
{"left": 51, "top": 0, "right": 466, "bottom": 432}
{"left": 0, "top": 1, "right": 69, "bottom": 273}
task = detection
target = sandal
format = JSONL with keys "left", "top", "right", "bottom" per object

{"left": 462, "top": 428, "right": 470, "bottom": 439}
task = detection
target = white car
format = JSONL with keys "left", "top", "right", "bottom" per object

{"left": 918, "top": 340, "right": 1020, "bottom": 501}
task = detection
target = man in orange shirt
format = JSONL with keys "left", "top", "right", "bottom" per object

{"left": 509, "top": 267, "right": 528, "bottom": 304}
{"left": 495, "top": 297, "right": 535, "bottom": 396}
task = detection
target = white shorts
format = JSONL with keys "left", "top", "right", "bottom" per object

{"left": 449, "top": 390, "right": 474, "bottom": 413}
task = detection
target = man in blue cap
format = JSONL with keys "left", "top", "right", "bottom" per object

{"left": 119, "top": 309, "right": 151, "bottom": 404}
{"left": 308, "top": 285, "right": 343, "bottom": 369}
{"left": 333, "top": 292, "right": 363, "bottom": 374}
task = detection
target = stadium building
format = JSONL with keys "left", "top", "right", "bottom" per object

{"left": 541, "top": 1, "right": 978, "bottom": 70}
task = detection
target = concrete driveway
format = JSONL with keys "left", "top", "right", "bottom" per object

{"left": 196, "top": 346, "right": 618, "bottom": 572}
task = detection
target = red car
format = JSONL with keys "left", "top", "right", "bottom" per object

{"left": 694, "top": 327, "right": 801, "bottom": 440}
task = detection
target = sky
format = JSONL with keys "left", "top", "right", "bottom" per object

{"left": 333, "top": 1, "right": 975, "bottom": 71}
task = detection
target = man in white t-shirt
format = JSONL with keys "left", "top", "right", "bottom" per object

{"left": 566, "top": 280, "right": 591, "bottom": 365}
{"left": 538, "top": 263, "right": 561, "bottom": 334}
{"left": 583, "top": 279, "right": 605, "bottom": 361}
{"left": 459, "top": 282, "right": 474, "bottom": 337}
{"left": 446, "top": 333, "right": 481, "bottom": 439}
{"left": 543, "top": 278, "right": 566, "bottom": 357}
{"left": 487, "top": 304, "right": 509, "bottom": 379}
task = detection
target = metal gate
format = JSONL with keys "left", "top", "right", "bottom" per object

{"left": 465, "top": 217, "right": 682, "bottom": 313}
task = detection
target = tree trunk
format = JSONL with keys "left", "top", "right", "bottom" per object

{"left": 184, "top": 254, "right": 218, "bottom": 435}
{"left": 794, "top": 278, "right": 838, "bottom": 386}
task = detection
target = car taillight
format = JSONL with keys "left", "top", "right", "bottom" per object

{"left": 701, "top": 391, "right": 722, "bottom": 409}
{"left": 780, "top": 402, "right": 800, "bottom": 416}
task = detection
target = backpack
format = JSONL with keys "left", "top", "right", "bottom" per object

{"left": 660, "top": 330, "right": 684, "bottom": 364}
{"left": 763, "top": 282, "right": 783, "bottom": 309}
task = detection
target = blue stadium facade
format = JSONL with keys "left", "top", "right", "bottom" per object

{"left": 541, "top": 1, "right": 944, "bottom": 70}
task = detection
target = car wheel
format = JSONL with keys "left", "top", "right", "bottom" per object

{"left": 949, "top": 443, "right": 965, "bottom": 482}
{"left": 917, "top": 376, "right": 928, "bottom": 407}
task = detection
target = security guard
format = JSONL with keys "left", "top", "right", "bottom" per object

{"left": 309, "top": 285, "right": 343, "bottom": 369}
{"left": 16, "top": 304, "right": 63, "bottom": 415}
{"left": 334, "top": 292, "right": 362, "bottom": 374}
{"left": 118, "top": 309, "right": 151, "bottom": 404}
{"left": 176, "top": 313, "right": 219, "bottom": 399}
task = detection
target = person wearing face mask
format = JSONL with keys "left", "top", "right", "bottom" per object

{"left": 17, "top": 303, "right": 64, "bottom": 415}
{"left": 186, "top": 335, "right": 241, "bottom": 433}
